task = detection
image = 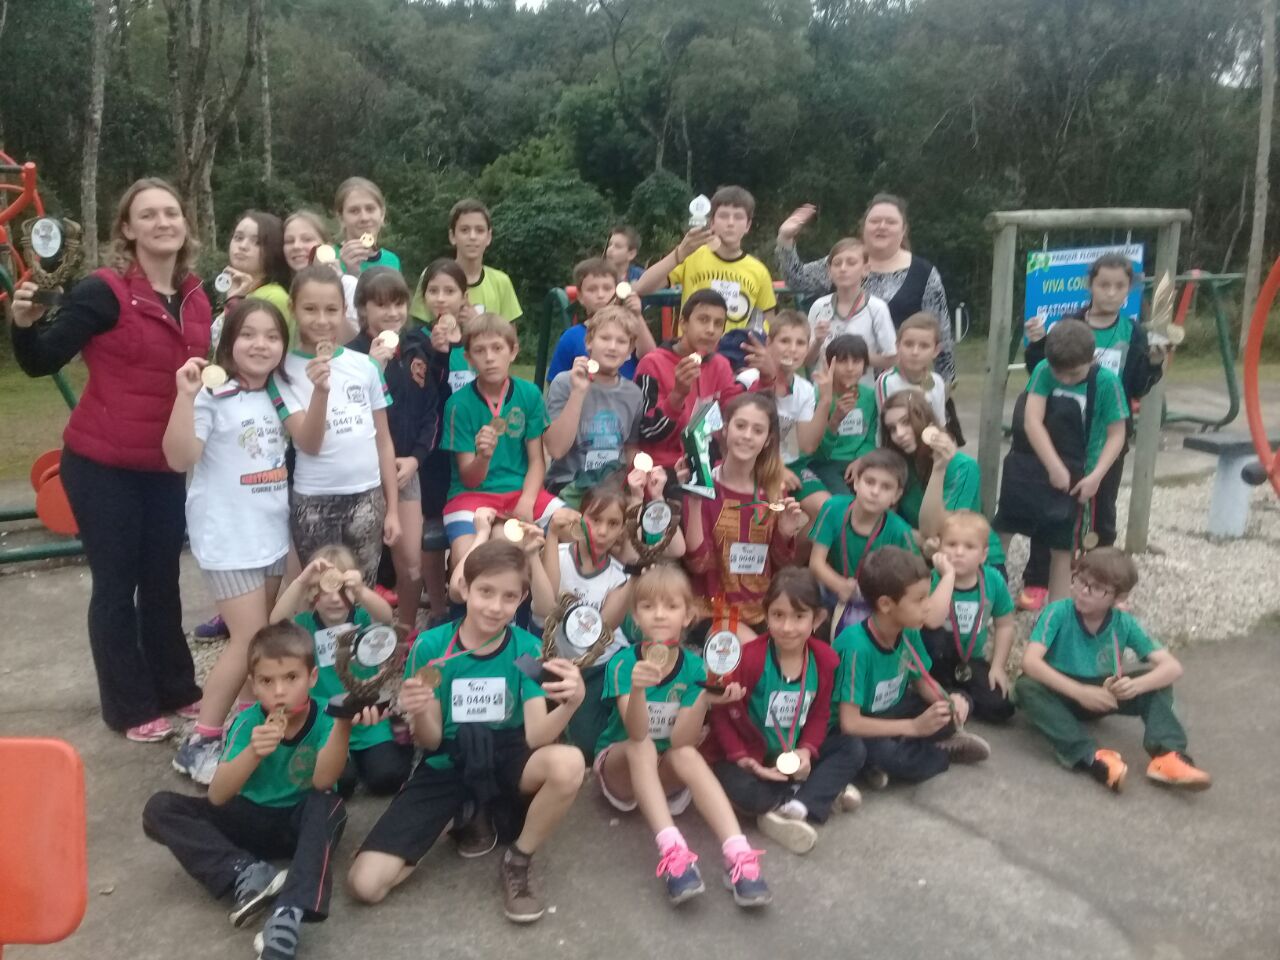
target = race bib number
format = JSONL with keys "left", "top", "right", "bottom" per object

{"left": 765, "top": 690, "right": 815, "bottom": 729}
{"left": 313, "top": 624, "right": 353, "bottom": 669}
{"left": 953, "top": 600, "right": 981, "bottom": 635}
{"left": 584, "top": 448, "right": 620, "bottom": 471}
{"left": 449, "top": 369, "right": 477, "bottom": 392}
{"left": 1094, "top": 347, "right": 1123, "bottom": 375}
{"left": 728, "top": 542, "right": 768, "bottom": 576}
{"left": 646, "top": 700, "right": 680, "bottom": 740}
{"left": 871, "top": 673, "right": 906, "bottom": 713}
{"left": 837, "top": 409, "right": 865, "bottom": 437}
{"left": 450, "top": 676, "right": 507, "bottom": 723}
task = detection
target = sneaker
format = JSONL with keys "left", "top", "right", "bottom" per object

{"left": 125, "top": 716, "right": 173, "bottom": 743}
{"left": 1016, "top": 586, "right": 1048, "bottom": 612}
{"left": 837, "top": 784, "right": 863, "bottom": 812}
{"left": 499, "top": 848, "right": 544, "bottom": 923}
{"left": 862, "top": 767, "right": 890, "bottom": 790}
{"left": 453, "top": 809, "right": 497, "bottom": 858}
{"left": 666, "top": 787, "right": 693, "bottom": 817}
{"left": 173, "top": 733, "right": 223, "bottom": 785}
{"left": 193, "top": 614, "right": 229, "bottom": 641}
{"left": 1088, "top": 748, "right": 1128, "bottom": 792}
{"left": 230, "top": 861, "right": 287, "bottom": 928}
{"left": 939, "top": 731, "right": 992, "bottom": 764}
{"left": 173, "top": 700, "right": 202, "bottom": 720}
{"left": 722, "top": 848, "right": 771, "bottom": 908}
{"left": 655, "top": 844, "right": 704, "bottom": 905}
{"left": 758, "top": 811, "right": 817, "bottom": 855}
{"left": 254, "top": 906, "right": 302, "bottom": 960}
{"left": 1146, "top": 751, "right": 1212, "bottom": 791}
{"left": 374, "top": 584, "right": 398, "bottom": 607}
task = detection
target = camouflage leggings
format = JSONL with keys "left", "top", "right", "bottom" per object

{"left": 290, "top": 487, "right": 386, "bottom": 585}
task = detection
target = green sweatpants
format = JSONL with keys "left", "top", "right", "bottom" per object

{"left": 565, "top": 663, "right": 610, "bottom": 762}
{"left": 1014, "top": 675, "right": 1187, "bottom": 768}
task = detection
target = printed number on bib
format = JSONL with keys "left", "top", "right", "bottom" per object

{"left": 450, "top": 676, "right": 507, "bottom": 723}
{"left": 953, "top": 600, "right": 981, "bottom": 635}
{"left": 765, "top": 690, "right": 814, "bottom": 729}
{"left": 584, "top": 448, "right": 621, "bottom": 471}
{"left": 449, "top": 369, "right": 477, "bottom": 393}
{"left": 837, "top": 409, "right": 865, "bottom": 437}
{"left": 728, "top": 542, "right": 768, "bottom": 576}
{"left": 1094, "top": 347, "right": 1123, "bottom": 376}
{"left": 646, "top": 700, "right": 681, "bottom": 740}
{"left": 313, "top": 624, "right": 351, "bottom": 669}
{"left": 871, "top": 673, "right": 906, "bottom": 713}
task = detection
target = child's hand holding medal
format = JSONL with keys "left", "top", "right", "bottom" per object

{"left": 774, "top": 496, "right": 807, "bottom": 537}
{"left": 473, "top": 506, "right": 498, "bottom": 536}
{"left": 398, "top": 674, "right": 437, "bottom": 716}
{"left": 306, "top": 342, "right": 334, "bottom": 391}
{"left": 474, "top": 423, "right": 499, "bottom": 458}
{"left": 252, "top": 709, "right": 288, "bottom": 757}
{"left": 920, "top": 425, "right": 955, "bottom": 466}
{"left": 737, "top": 756, "right": 790, "bottom": 782}
{"left": 175, "top": 357, "right": 210, "bottom": 397}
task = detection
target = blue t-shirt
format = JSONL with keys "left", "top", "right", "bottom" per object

{"left": 546, "top": 323, "right": 639, "bottom": 384}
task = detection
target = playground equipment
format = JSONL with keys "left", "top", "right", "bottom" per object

{"left": 0, "top": 739, "right": 88, "bottom": 956}
{"left": 1241, "top": 252, "right": 1280, "bottom": 496}
{"left": 0, "top": 152, "right": 83, "bottom": 563}
{"left": 1160, "top": 269, "right": 1243, "bottom": 431}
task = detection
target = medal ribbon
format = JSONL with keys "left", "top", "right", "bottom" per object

{"left": 1110, "top": 625, "right": 1123, "bottom": 678}
{"left": 871, "top": 617, "right": 956, "bottom": 724}
{"left": 766, "top": 639, "right": 810, "bottom": 757}
{"left": 839, "top": 507, "right": 885, "bottom": 579}
{"left": 575, "top": 515, "right": 601, "bottom": 568}
{"left": 950, "top": 574, "right": 988, "bottom": 665}
{"left": 1073, "top": 498, "right": 1097, "bottom": 554}
{"left": 426, "top": 622, "right": 507, "bottom": 670}
{"left": 481, "top": 378, "right": 510, "bottom": 420}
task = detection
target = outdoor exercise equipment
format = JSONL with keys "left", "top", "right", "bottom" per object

{"left": 1241, "top": 252, "right": 1280, "bottom": 496}
{"left": 0, "top": 738, "right": 88, "bottom": 957}
{"left": 0, "top": 152, "right": 83, "bottom": 562}
{"left": 1160, "top": 269, "right": 1243, "bottom": 432}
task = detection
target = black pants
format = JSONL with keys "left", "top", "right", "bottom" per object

{"left": 336, "top": 740, "right": 414, "bottom": 799}
{"left": 1025, "top": 446, "right": 1126, "bottom": 588}
{"left": 60, "top": 448, "right": 199, "bottom": 731}
{"left": 920, "top": 629, "right": 1015, "bottom": 723}
{"left": 713, "top": 733, "right": 865, "bottom": 823}
{"left": 142, "top": 790, "right": 347, "bottom": 920}
{"left": 861, "top": 691, "right": 956, "bottom": 783}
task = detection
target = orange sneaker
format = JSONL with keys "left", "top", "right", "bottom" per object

{"left": 1089, "top": 748, "right": 1128, "bottom": 792}
{"left": 1146, "top": 752, "right": 1212, "bottom": 791}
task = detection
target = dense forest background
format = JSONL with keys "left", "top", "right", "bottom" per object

{"left": 0, "top": 0, "right": 1269, "bottom": 345}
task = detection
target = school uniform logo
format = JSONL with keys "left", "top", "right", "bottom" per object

{"left": 288, "top": 744, "right": 319, "bottom": 787}
{"left": 505, "top": 406, "right": 527, "bottom": 439}
{"left": 345, "top": 384, "right": 366, "bottom": 405}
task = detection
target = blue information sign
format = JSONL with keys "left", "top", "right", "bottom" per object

{"left": 1024, "top": 243, "right": 1144, "bottom": 330}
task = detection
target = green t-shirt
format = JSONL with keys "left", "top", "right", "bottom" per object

{"left": 222, "top": 699, "right": 335, "bottom": 808}
{"left": 404, "top": 620, "right": 546, "bottom": 770}
{"left": 1027, "top": 361, "right": 1127, "bottom": 474}
{"left": 832, "top": 620, "right": 931, "bottom": 717}
{"left": 747, "top": 642, "right": 821, "bottom": 761}
{"left": 444, "top": 343, "right": 477, "bottom": 395}
{"left": 442, "top": 377, "right": 549, "bottom": 498}
{"left": 815, "top": 386, "right": 879, "bottom": 464}
{"left": 808, "top": 495, "right": 917, "bottom": 576}
{"left": 928, "top": 565, "right": 1013, "bottom": 660}
{"left": 597, "top": 645, "right": 706, "bottom": 755}
{"left": 334, "top": 245, "right": 402, "bottom": 275}
{"left": 1089, "top": 315, "right": 1133, "bottom": 384}
{"left": 1030, "top": 598, "right": 1161, "bottom": 679}
{"left": 898, "top": 453, "right": 1006, "bottom": 567}
{"left": 410, "top": 265, "right": 522, "bottom": 325}
{"left": 295, "top": 607, "right": 394, "bottom": 752}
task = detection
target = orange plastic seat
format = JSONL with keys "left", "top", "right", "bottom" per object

{"left": 35, "top": 473, "right": 78, "bottom": 537}
{"left": 0, "top": 739, "right": 87, "bottom": 953}
{"left": 28, "top": 449, "right": 61, "bottom": 492}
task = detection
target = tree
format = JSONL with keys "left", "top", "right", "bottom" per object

{"left": 80, "top": 0, "right": 112, "bottom": 265}
{"left": 257, "top": 8, "right": 271, "bottom": 183}
{"left": 1244, "top": 0, "right": 1276, "bottom": 349}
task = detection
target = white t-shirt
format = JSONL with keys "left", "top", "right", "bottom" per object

{"left": 807, "top": 293, "right": 896, "bottom": 382}
{"left": 269, "top": 347, "right": 391, "bottom": 496}
{"left": 735, "top": 369, "right": 817, "bottom": 465}
{"left": 187, "top": 382, "right": 290, "bottom": 570}
{"left": 533, "top": 543, "right": 631, "bottom": 662}
{"left": 875, "top": 366, "right": 947, "bottom": 426}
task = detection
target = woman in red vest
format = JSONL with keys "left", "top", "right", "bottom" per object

{"left": 11, "top": 178, "right": 212, "bottom": 742}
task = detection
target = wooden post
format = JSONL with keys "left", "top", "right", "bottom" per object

{"left": 979, "top": 224, "right": 1018, "bottom": 514}
{"left": 1125, "top": 221, "right": 1181, "bottom": 553}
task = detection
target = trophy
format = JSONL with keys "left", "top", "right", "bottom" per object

{"left": 1146, "top": 271, "right": 1185, "bottom": 351}
{"left": 20, "top": 216, "right": 84, "bottom": 306}
{"left": 624, "top": 498, "right": 682, "bottom": 567}
{"left": 680, "top": 398, "right": 720, "bottom": 499}
{"left": 688, "top": 195, "right": 711, "bottom": 229}
{"left": 541, "top": 592, "right": 615, "bottom": 667}
{"left": 700, "top": 625, "right": 742, "bottom": 695}
{"left": 326, "top": 621, "right": 404, "bottom": 718}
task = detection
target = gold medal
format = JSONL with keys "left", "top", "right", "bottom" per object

{"left": 318, "top": 569, "right": 345, "bottom": 594}
{"left": 1082, "top": 531, "right": 1100, "bottom": 550}
{"left": 312, "top": 245, "right": 337, "bottom": 265}
{"left": 316, "top": 340, "right": 335, "bottom": 360}
{"left": 689, "top": 352, "right": 702, "bottom": 366}
{"left": 200, "top": 364, "right": 228, "bottom": 389}
{"left": 437, "top": 313, "right": 458, "bottom": 335}
{"left": 375, "top": 330, "right": 399, "bottom": 351}
{"left": 503, "top": 518, "right": 525, "bottom": 543}
{"left": 767, "top": 501, "right": 785, "bottom": 513}
{"left": 267, "top": 706, "right": 288, "bottom": 732}
{"left": 416, "top": 665, "right": 442, "bottom": 690}
{"left": 921, "top": 425, "right": 942, "bottom": 446}
{"left": 643, "top": 643, "right": 673, "bottom": 669}
{"left": 615, "top": 281, "right": 632, "bottom": 301}
{"left": 586, "top": 359, "right": 600, "bottom": 375}
{"left": 775, "top": 750, "right": 801, "bottom": 776}
{"left": 633, "top": 451, "right": 654, "bottom": 473}
{"left": 490, "top": 417, "right": 508, "bottom": 436}
{"left": 359, "top": 232, "right": 376, "bottom": 248}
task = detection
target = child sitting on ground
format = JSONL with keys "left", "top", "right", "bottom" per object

{"left": 875, "top": 312, "right": 947, "bottom": 429}
{"left": 832, "top": 547, "right": 990, "bottom": 790}
{"left": 1015, "top": 547, "right": 1211, "bottom": 792}
{"left": 545, "top": 257, "right": 654, "bottom": 383}
{"left": 143, "top": 622, "right": 367, "bottom": 960}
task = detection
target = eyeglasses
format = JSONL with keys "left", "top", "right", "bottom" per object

{"left": 1072, "top": 575, "right": 1114, "bottom": 597}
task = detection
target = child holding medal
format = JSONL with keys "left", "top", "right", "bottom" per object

{"left": 593, "top": 564, "right": 773, "bottom": 909}
{"left": 166, "top": 299, "right": 291, "bottom": 784}
{"left": 348, "top": 541, "right": 587, "bottom": 923}
{"left": 545, "top": 256, "right": 654, "bottom": 382}
{"left": 331, "top": 176, "right": 401, "bottom": 274}
{"left": 806, "top": 334, "right": 879, "bottom": 495}
{"left": 683, "top": 392, "right": 807, "bottom": 633}
{"left": 269, "top": 266, "right": 402, "bottom": 582}
{"left": 283, "top": 210, "right": 359, "bottom": 340}
{"left": 704, "top": 568, "right": 865, "bottom": 855}
{"left": 209, "top": 210, "right": 293, "bottom": 346}
{"left": 874, "top": 312, "right": 947, "bottom": 429}
{"left": 919, "top": 512, "right": 1016, "bottom": 723}
{"left": 270, "top": 545, "right": 412, "bottom": 797}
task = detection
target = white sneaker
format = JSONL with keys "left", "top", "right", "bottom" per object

{"left": 863, "top": 768, "right": 890, "bottom": 790}
{"left": 758, "top": 811, "right": 817, "bottom": 855}
{"left": 667, "top": 787, "right": 693, "bottom": 816}
{"left": 940, "top": 731, "right": 991, "bottom": 764}
{"left": 837, "top": 784, "right": 863, "bottom": 812}
{"left": 173, "top": 733, "right": 222, "bottom": 786}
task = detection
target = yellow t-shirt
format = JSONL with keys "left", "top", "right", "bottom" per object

{"left": 410, "top": 265, "right": 522, "bottom": 325}
{"left": 668, "top": 246, "right": 777, "bottom": 332}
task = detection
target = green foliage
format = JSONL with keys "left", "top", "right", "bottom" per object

{"left": 626, "top": 169, "right": 693, "bottom": 260}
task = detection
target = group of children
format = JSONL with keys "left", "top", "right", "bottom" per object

{"left": 141, "top": 180, "right": 1213, "bottom": 960}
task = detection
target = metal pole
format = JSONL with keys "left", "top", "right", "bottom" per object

{"left": 979, "top": 224, "right": 1019, "bottom": 515}
{"left": 1126, "top": 222, "right": 1181, "bottom": 552}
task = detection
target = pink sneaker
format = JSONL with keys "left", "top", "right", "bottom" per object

{"left": 173, "top": 700, "right": 202, "bottom": 720}
{"left": 126, "top": 716, "right": 174, "bottom": 742}
{"left": 1016, "top": 586, "right": 1048, "bottom": 612}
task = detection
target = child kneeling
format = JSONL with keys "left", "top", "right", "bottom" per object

{"left": 594, "top": 564, "right": 772, "bottom": 908}
{"left": 703, "top": 568, "right": 865, "bottom": 855}
{"left": 1016, "top": 548, "right": 1211, "bottom": 792}
{"left": 347, "top": 541, "right": 586, "bottom": 923}
{"left": 142, "top": 622, "right": 361, "bottom": 960}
